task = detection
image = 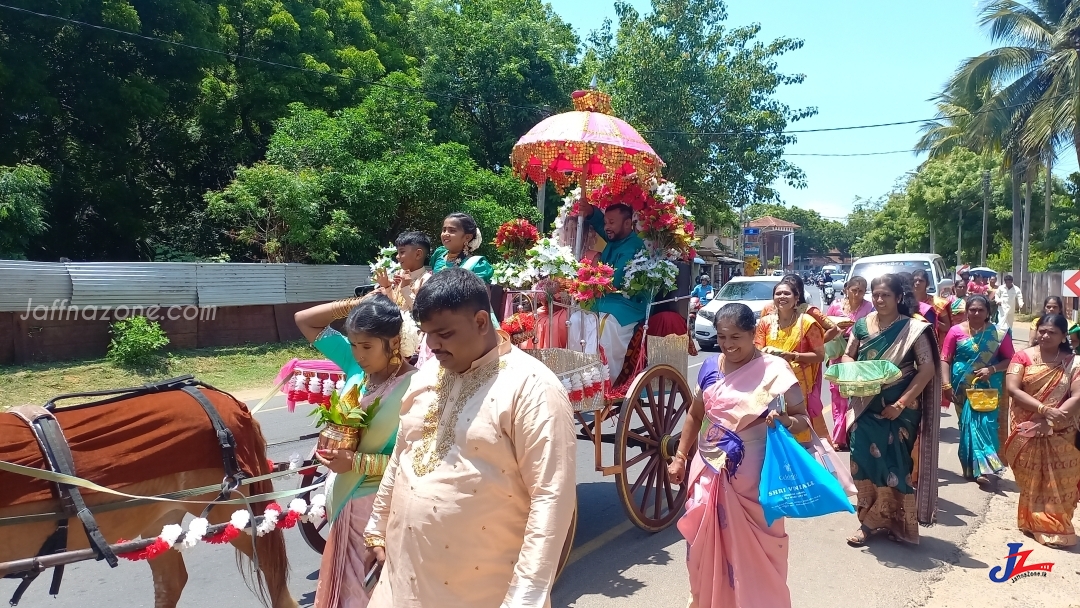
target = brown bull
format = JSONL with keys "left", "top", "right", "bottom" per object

{"left": 0, "top": 382, "right": 298, "bottom": 608}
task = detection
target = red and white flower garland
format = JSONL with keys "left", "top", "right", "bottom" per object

{"left": 116, "top": 494, "right": 327, "bottom": 561}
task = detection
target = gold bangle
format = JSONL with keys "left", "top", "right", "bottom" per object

{"left": 363, "top": 535, "right": 386, "bottom": 548}
{"left": 674, "top": 450, "right": 688, "bottom": 462}
{"left": 331, "top": 297, "right": 363, "bottom": 320}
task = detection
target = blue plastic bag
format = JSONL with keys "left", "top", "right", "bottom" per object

{"left": 758, "top": 424, "right": 855, "bottom": 526}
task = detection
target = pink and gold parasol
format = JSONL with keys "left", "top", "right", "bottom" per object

{"left": 511, "top": 89, "right": 664, "bottom": 195}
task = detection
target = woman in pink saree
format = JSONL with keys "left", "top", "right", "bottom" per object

{"left": 668, "top": 303, "right": 809, "bottom": 608}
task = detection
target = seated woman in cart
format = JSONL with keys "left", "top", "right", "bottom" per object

{"left": 568, "top": 201, "right": 649, "bottom": 376}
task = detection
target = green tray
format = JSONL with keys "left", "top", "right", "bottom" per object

{"left": 824, "top": 360, "right": 902, "bottom": 398}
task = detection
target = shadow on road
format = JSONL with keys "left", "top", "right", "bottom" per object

{"left": 938, "top": 425, "right": 959, "bottom": 444}
{"left": 860, "top": 532, "right": 988, "bottom": 572}
{"left": 934, "top": 496, "right": 979, "bottom": 527}
{"left": 554, "top": 524, "right": 680, "bottom": 604}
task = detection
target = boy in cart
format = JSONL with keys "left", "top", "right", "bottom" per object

{"left": 373, "top": 231, "right": 432, "bottom": 310}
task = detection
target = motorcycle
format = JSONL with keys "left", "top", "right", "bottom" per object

{"left": 824, "top": 283, "right": 835, "bottom": 305}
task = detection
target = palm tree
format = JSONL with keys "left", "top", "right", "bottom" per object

{"left": 947, "top": 0, "right": 1078, "bottom": 276}
{"left": 914, "top": 86, "right": 1000, "bottom": 158}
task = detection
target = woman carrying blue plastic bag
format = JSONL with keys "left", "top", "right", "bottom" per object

{"left": 667, "top": 303, "right": 810, "bottom": 608}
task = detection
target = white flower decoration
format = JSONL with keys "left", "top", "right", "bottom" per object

{"left": 398, "top": 311, "right": 421, "bottom": 358}
{"left": 369, "top": 243, "right": 401, "bottom": 276}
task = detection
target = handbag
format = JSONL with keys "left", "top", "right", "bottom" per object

{"left": 805, "top": 427, "right": 857, "bottom": 497}
{"left": 966, "top": 378, "right": 1000, "bottom": 412}
{"left": 758, "top": 424, "right": 856, "bottom": 526}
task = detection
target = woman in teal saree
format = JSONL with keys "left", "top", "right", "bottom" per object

{"left": 842, "top": 274, "right": 940, "bottom": 546}
{"left": 295, "top": 293, "right": 419, "bottom": 608}
{"left": 940, "top": 295, "right": 1015, "bottom": 485}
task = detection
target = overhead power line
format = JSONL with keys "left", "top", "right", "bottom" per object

{"left": 1, "top": 2, "right": 1072, "bottom": 142}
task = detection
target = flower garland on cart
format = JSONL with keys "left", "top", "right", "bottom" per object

{"left": 115, "top": 495, "right": 329, "bottom": 561}
{"left": 621, "top": 178, "right": 698, "bottom": 299}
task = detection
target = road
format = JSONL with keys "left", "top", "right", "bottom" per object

{"left": 7, "top": 319, "right": 1080, "bottom": 607}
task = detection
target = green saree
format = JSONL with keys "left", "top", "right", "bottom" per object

{"left": 847, "top": 315, "right": 941, "bottom": 543}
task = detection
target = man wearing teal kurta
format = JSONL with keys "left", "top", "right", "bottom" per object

{"left": 570, "top": 202, "right": 647, "bottom": 377}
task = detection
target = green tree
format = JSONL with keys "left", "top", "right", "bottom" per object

{"left": 903, "top": 148, "right": 1014, "bottom": 264}
{"left": 849, "top": 194, "right": 929, "bottom": 257}
{"left": 0, "top": 164, "right": 50, "bottom": 259}
{"left": 0, "top": 0, "right": 413, "bottom": 260}
{"left": 412, "top": 0, "right": 580, "bottom": 169}
{"left": 582, "top": 0, "right": 815, "bottom": 227}
{"left": 207, "top": 72, "right": 537, "bottom": 263}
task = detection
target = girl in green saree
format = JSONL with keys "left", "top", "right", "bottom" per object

{"left": 842, "top": 274, "right": 941, "bottom": 546}
{"left": 295, "top": 294, "right": 419, "bottom": 608}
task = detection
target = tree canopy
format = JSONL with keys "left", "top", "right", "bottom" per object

{"left": 0, "top": 0, "right": 810, "bottom": 263}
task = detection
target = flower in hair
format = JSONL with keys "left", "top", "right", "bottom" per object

{"left": 398, "top": 311, "right": 421, "bottom": 358}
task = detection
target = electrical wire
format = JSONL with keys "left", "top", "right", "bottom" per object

{"left": 1, "top": 2, "right": 1071, "bottom": 142}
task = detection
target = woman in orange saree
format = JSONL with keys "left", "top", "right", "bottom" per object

{"left": 668, "top": 303, "right": 808, "bottom": 608}
{"left": 1003, "top": 313, "right": 1080, "bottom": 549}
{"left": 756, "top": 275, "right": 827, "bottom": 444}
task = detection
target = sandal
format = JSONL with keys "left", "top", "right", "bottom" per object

{"left": 846, "top": 525, "right": 873, "bottom": 547}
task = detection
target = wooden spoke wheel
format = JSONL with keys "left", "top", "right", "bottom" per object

{"left": 614, "top": 364, "right": 691, "bottom": 532}
{"left": 555, "top": 507, "right": 578, "bottom": 582}
{"left": 297, "top": 458, "right": 330, "bottom": 554}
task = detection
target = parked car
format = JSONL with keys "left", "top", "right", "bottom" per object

{"left": 844, "top": 253, "right": 949, "bottom": 299}
{"left": 694, "top": 276, "right": 780, "bottom": 350}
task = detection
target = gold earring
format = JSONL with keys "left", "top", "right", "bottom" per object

{"left": 390, "top": 349, "right": 401, "bottom": 367}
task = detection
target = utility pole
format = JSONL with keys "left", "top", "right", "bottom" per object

{"left": 1022, "top": 174, "right": 1033, "bottom": 282}
{"left": 536, "top": 181, "right": 546, "bottom": 230}
{"left": 1044, "top": 154, "right": 1053, "bottom": 237}
{"left": 1011, "top": 164, "right": 1022, "bottom": 280}
{"left": 956, "top": 205, "right": 963, "bottom": 270}
{"left": 929, "top": 221, "right": 935, "bottom": 254}
{"left": 981, "top": 169, "right": 990, "bottom": 264}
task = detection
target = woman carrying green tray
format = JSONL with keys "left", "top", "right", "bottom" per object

{"left": 295, "top": 294, "right": 420, "bottom": 608}
{"left": 841, "top": 273, "right": 940, "bottom": 547}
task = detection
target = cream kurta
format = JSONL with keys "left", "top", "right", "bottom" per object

{"left": 365, "top": 336, "right": 577, "bottom": 608}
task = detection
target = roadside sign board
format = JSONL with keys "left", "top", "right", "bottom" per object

{"left": 744, "top": 245, "right": 760, "bottom": 255}
{"left": 743, "top": 228, "right": 760, "bottom": 236}
{"left": 1063, "top": 270, "right": 1080, "bottom": 297}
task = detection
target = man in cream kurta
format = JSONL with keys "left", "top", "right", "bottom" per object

{"left": 364, "top": 268, "right": 577, "bottom": 608}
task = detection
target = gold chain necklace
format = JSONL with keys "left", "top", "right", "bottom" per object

{"left": 411, "top": 359, "right": 506, "bottom": 477}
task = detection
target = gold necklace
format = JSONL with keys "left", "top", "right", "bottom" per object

{"left": 411, "top": 359, "right": 506, "bottom": 477}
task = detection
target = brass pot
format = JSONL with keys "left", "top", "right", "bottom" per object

{"left": 318, "top": 423, "right": 360, "bottom": 452}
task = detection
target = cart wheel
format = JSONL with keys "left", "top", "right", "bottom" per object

{"left": 555, "top": 507, "right": 578, "bottom": 582}
{"left": 614, "top": 364, "right": 691, "bottom": 532}
{"left": 298, "top": 459, "right": 330, "bottom": 554}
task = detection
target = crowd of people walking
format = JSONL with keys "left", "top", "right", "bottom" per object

{"left": 672, "top": 269, "right": 1080, "bottom": 607}
{"left": 286, "top": 211, "right": 1079, "bottom": 608}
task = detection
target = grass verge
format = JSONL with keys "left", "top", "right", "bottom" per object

{"left": 0, "top": 341, "right": 319, "bottom": 409}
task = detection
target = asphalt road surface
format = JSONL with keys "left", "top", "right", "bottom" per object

{"left": 6, "top": 314, "right": 1069, "bottom": 608}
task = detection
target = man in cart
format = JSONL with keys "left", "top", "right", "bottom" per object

{"left": 569, "top": 201, "right": 648, "bottom": 377}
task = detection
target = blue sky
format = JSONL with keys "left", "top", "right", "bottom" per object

{"left": 545, "top": 0, "right": 1078, "bottom": 221}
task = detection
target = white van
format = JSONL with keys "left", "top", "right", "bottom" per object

{"left": 845, "top": 253, "right": 948, "bottom": 297}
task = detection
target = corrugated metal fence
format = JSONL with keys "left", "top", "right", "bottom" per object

{"left": 0, "top": 261, "right": 370, "bottom": 312}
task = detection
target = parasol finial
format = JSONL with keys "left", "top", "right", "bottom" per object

{"left": 571, "top": 88, "right": 613, "bottom": 114}
{"left": 589, "top": 74, "right": 598, "bottom": 89}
